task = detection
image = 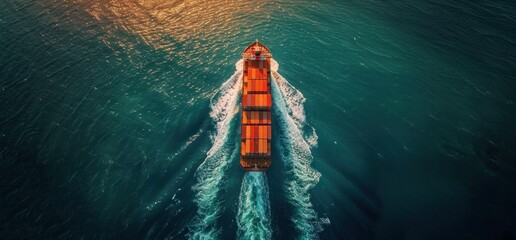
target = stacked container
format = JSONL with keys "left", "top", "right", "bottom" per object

{"left": 240, "top": 41, "right": 272, "bottom": 171}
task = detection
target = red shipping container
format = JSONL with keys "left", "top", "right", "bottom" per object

{"left": 255, "top": 125, "right": 259, "bottom": 138}
{"left": 253, "top": 111, "right": 258, "bottom": 124}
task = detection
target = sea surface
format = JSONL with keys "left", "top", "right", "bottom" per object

{"left": 1, "top": 0, "right": 515, "bottom": 239}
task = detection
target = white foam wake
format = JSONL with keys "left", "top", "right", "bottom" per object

{"left": 270, "top": 60, "right": 318, "bottom": 148}
{"left": 189, "top": 60, "right": 243, "bottom": 239}
{"left": 271, "top": 59, "right": 326, "bottom": 239}
{"left": 236, "top": 172, "right": 272, "bottom": 240}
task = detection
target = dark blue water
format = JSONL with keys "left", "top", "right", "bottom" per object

{"left": 1, "top": 0, "right": 515, "bottom": 239}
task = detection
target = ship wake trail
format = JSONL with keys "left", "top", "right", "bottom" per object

{"left": 189, "top": 60, "right": 243, "bottom": 239}
{"left": 271, "top": 59, "right": 327, "bottom": 239}
{"left": 236, "top": 172, "right": 272, "bottom": 240}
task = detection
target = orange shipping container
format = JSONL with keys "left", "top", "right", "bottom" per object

{"left": 257, "top": 69, "right": 266, "bottom": 79}
{"left": 243, "top": 111, "right": 248, "bottom": 123}
{"left": 254, "top": 80, "right": 260, "bottom": 92}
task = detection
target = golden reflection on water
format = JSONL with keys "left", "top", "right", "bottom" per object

{"left": 83, "top": 0, "right": 267, "bottom": 51}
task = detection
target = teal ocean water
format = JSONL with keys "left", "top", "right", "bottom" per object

{"left": 1, "top": 0, "right": 516, "bottom": 239}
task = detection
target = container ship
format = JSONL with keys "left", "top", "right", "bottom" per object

{"left": 240, "top": 41, "right": 272, "bottom": 172}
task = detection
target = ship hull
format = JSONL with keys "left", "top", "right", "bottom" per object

{"left": 240, "top": 41, "right": 272, "bottom": 172}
